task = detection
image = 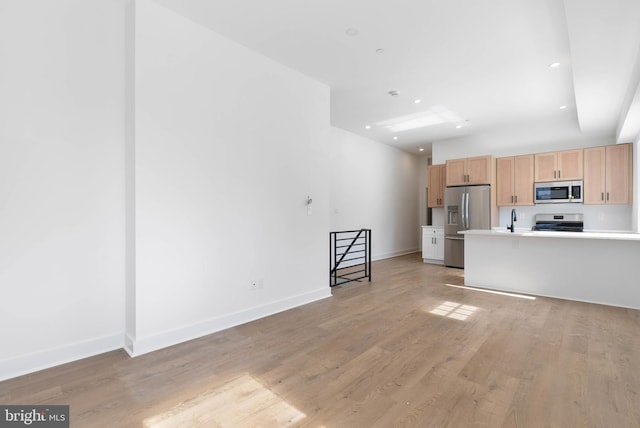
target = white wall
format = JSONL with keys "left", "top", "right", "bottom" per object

{"left": 129, "top": 0, "right": 332, "bottom": 355}
{"left": 431, "top": 121, "right": 633, "bottom": 231}
{"left": 0, "top": 0, "right": 428, "bottom": 379}
{"left": 329, "top": 128, "right": 421, "bottom": 260}
{"left": 0, "top": 1, "right": 126, "bottom": 380}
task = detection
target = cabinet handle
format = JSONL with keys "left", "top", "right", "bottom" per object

{"left": 515, "top": 195, "right": 518, "bottom": 203}
{"left": 607, "top": 192, "right": 609, "bottom": 201}
{"left": 601, "top": 192, "right": 604, "bottom": 201}
{"left": 511, "top": 195, "right": 514, "bottom": 203}
{"left": 553, "top": 170, "right": 557, "bottom": 179}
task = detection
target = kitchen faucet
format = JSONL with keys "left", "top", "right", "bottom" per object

{"left": 508, "top": 208, "right": 517, "bottom": 233}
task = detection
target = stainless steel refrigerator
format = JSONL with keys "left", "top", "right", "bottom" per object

{"left": 444, "top": 185, "right": 491, "bottom": 268}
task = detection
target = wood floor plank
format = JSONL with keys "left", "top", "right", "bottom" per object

{"left": 1, "top": 253, "right": 639, "bottom": 427}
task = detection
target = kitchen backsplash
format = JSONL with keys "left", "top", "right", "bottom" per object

{"left": 498, "top": 204, "right": 633, "bottom": 232}
{"left": 431, "top": 204, "right": 633, "bottom": 232}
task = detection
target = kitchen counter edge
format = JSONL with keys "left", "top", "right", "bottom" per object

{"left": 459, "top": 229, "right": 640, "bottom": 241}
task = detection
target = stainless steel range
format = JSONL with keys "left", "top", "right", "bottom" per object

{"left": 531, "top": 213, "right": 584, "bottom": 232}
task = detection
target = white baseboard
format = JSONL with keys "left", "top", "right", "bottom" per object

{"left": 0, "top": 333, "right": 123, "bottom": 382}
{"left": 128, "top": 287, "right": 332, "bottom": 357}
{"left": 372, "top": 247, "right": 419, "bottom": 261}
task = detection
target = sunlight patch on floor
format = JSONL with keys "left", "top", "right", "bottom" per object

{"left": 444, "top": 283, "right": 536, "bottom": 300}
{"left": 143, "top": 374, "right": 306, "bottom": 427}
{"left": 428, "top": 301, "right": 478, "bottom": 321}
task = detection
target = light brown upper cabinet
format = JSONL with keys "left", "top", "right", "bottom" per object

{"left": 445, "top": 155, "right": 493, "bottom": 186}
{"left": 496, "top": 155, "right": 534, "bottom": 206}
{"left": 584, "top": 143, "right": 632, "bottom": 205}
{"left": 427, "top": 164, "right": 446, "bottom": 208}
{"left": 534, "top": 149, "right": 583, "bottom": 182}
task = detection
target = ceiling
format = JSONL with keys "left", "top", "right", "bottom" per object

{"left": 157, "top": 0, "right": 640, "bottom": 154}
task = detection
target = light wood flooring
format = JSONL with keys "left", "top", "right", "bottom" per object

{"left": 1, "top": 253, "right": 639, "bottom": 427}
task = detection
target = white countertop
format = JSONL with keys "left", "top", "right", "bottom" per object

{"left": 460, "top": 229, "right": 640, "bottom": 241}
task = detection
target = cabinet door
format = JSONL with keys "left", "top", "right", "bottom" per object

{"left": 496, "top": 157, "right": 515, "bottom": 206}
{"left": 605, "top": 144, "right": 632, "bottom": 204}
{"left": 427, "top": 165, "right": 444, "bottom": 207}
{"left": 422, "top": 229, "right": 439, "bottom": 260}
{"left": 583, "top": 147, "right": 606, "bottom": 204}
{"left": 467, "top": 155, "right": 492, "bottom": 184}
{"left": 445, "top": 159, "right": 467, "bottom": 186}
{"left": 422, "top": 231, "right": 432, "bottom": 259}
{"left": 434, "top": 231, "right": 444, "bottom": 261}
{"left": 534, "top": 152, "right": 557, "bottom": 182}
{"left": 557, "top": 149, "right": 583, "bottom": 180}
{"left": 440, "top": 166, "right": 446, "bottom": 202}
{"left": 513, "top": 155, "right": 534, "bottom": 205}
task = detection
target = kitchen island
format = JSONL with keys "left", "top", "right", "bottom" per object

{"left": 461, "top": 229, "right": 640, "bottom": 310}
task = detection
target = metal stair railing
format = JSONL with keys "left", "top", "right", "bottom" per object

{"left": 329, "top": 229, "right": 371, "bottom": 287}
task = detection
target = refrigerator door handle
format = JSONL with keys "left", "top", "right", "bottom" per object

{"left": 464, "top": 192, "right": 469, "bottom": 229}
{"left": 461, "top": 192, "right": 466, "bottom": 229}
{"left": 466, "top": 192, "right": 470, "bottom": 229}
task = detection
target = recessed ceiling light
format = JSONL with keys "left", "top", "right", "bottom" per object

{"left": 456, "top": 124, "right": 463, "bottom": 129}
{"left": 345, "top": 28, "right": 359, "bottom": 37}
{"left": 393, "top": 136, "right": 398, "bottom": 140}
{"left": 419, "top": 148, "right": 424, "bottom": 152}
{"left": 365, "top": 125, "right": 371, "bottom": 129}
{"left": 560, "top": 105, "right": 567, "bottom": 110}
{"left": 376, "top": 48, "right": 385, "bottom": 54}
{"left": 414, "top": 99, "right": 421, "bottom": 104}
{"left": 549, "top": 62, "right": 560, "bottom": 68}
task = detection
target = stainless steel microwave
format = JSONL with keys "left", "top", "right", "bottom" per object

{"left": 534, "top": 180, "right": 583, "bottom": 204}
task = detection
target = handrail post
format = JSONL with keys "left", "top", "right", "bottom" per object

{"left": 368, "top": 229, "right": 372, "bottom": 281}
